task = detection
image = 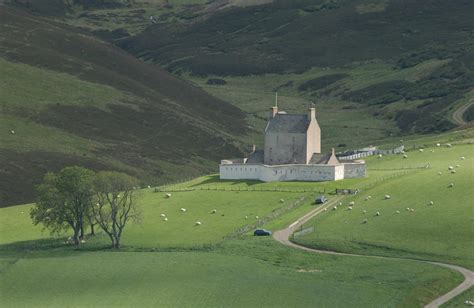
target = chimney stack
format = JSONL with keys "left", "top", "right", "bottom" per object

{"left": 308, "top": 107, "right": 316, "bottom": 121}
{"left": 271, "top": 106, "right": 278, "bottom": 118}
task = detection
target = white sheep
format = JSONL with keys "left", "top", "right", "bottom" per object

{"left": 430, "top": 149, "right": 434, "bottom": 153}
{"left": 333, "top": 206, "right": 338, "bottom": 211}
{"left": 160, "top": 213, "right": 166, "bottom": 217}
{"left": 280, "top": 199, "right": 285, "bottom": 203}
{"left": 406, "top": 208, "right": 410, "bottom": 211}
{"left": 419, "top": 149, "right": 424, "bottom": 152}
{"left": 339, "top": 202, "right": 343, "bottom": 206}
{"left": 410, "top": 208, "right": 415, "bottom": 212}
{"left": 396, "top": 210, "right": 400, "bottom": 214}
{"left": 438, "top": 171, "right": 443, "bottom": 175}
{"left": 147, "top": 185, "right": 151, "bottom": 188}
{"left": 180, "top": 208, "right": 186, "bottom": 212}
{"left": 10, "top": 130, "right": 15, "bottom": 134}
{"left": 211, "top": 209, "right": 217, "bottom": 214}
{"left": 429, "top": 201, "right": 434, "bottom": 205}
{"left": 451, "top": 170, "right": 457, "bottom": 174}
{"left": 195, "top": 221, "right": 201, "bottom": 226}
{"left": 461, "top": 156, "right": 465, "bottom": 160}
{"left": 165, "top": 193, "right": 172, "bottom": 198}
{"left": 378, "top": 154, "right": 383, "bottom": 158}
{"left": 81, "top": 240, "right": 86, "bottom": 244}
{"left": 349, "top": 201, "right": 355, "bottom": 206}
{"left": 363, "top": 210, "right": 367, "bottom": 214}
{"left": 448, "top": 166, "right": 454, "bottom": 170}
{"left": 448, "top": 183, "right": 454, "bottom": 188}
{"left": 436, "top": 143, "right": 440, "bottom": 147}
{"left": 376, "top": 212, "right": 380, "bottom": 216}
{"left": 362, "top": 219, "right": 368, "bottom": 224}
{"left": 364, "top": 196, "right": 369, "bottom": 201}
{"left": 368, "top": 196, "right": 372, "bottom": 199}
{"left": 403, "top": 154, "right": 408, "bottom": 159}
{"left": 164, "top": 217, "right": 168, "bottom": 221}
{"left": 455, "top": 164, "right": 460, "bottom": 168}
{"left": 245, "top": 216, "right": 248, "bottom": 219}
{"left": 384, "top": 195, "right": 391, "bottom": 200}
{"left": 255, "top": 216, "right": 259, "bottom": 219}
{"left": 323, "top": 208, "right": 327, "bottom": 212}
{"left": 446, "top": 143, "right": 452, "bottom": 147}
{"left": 348, "top": 206, "right": 353, "bottom": 210}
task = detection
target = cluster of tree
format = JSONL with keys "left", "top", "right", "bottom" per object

{"left": 31, "top": 166, "right": 140, "bottom": 249}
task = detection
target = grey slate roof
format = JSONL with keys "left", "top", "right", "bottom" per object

{"left": 266, "top": 114, "right": 309, "bottom": 134}
{"left": 246, "top": 150, "right": 264, "bottom": 164}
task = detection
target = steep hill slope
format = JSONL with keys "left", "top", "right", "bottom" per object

{"left": 0, "top": 5, "right": 247, "bottom": 207}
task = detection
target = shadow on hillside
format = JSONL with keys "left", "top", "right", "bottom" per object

{"left": 190, "top": 175, "right": 263, "bottom": 187}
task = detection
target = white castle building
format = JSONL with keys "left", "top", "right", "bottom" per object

{"left": 219, "top": 105, "right": 366, "bottom": 182}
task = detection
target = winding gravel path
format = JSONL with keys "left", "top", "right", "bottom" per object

{"left": 272, "top": 197, "right": 474, "bottom": 307}
{"left": 451, "top": 100, "right": 473, "bottom": 126}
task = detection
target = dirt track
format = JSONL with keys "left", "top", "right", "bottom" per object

{"left": 452, "top": 100, "right": 473, "bottom": 126}
{"left": 272, "top": 197, "right": 474, "bottom": 307}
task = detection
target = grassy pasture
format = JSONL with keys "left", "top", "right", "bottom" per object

{"left": 442, "top": 286, "right": 474, "bottom": 307}
{"left": 295, "top": 143, "right": 474, "bottom": 268}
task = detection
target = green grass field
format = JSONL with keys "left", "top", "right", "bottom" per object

{"left": 1, "top": 130, "right": 473, "bottom": 306}
{"left": 295, "top": 141, "right": 474, "bottom": 268}
{"left": 442, "top": 287, "right": 474, "bottom": 307}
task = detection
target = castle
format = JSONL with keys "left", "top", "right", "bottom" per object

{"left": 219, "top": 105, "right": 366, "bottom": 182}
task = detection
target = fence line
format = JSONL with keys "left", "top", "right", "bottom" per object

{"left": 156, "top": 186, "right": 326, "bottom": 194}
{"left": 338, "top": 145, "right": 405, "bottom": 161}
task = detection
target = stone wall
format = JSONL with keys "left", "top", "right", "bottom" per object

{"left": 264, "top": 132, "right": 307, "bottom": 165}
{"left": 219, "top": 163, "right": 347, "bottom": 182}
{"left": 343, "top": 162, "right": 366, "bottom": 178}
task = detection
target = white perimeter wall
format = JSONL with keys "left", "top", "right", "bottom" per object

{"left": 219, "top": 163, "right": 349, "bottom": 182}
{"left": 343, "top": 162, "right": 366, "bottom": 178}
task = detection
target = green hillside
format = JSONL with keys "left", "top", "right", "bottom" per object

{"left": 0, "top": 5, "right": 247, "bottom": 207}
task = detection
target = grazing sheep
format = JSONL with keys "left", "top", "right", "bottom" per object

{"left": 165, "top": 193, "right": 172, "bottom": 198}
{"left": 245, "top": 216, "right": 248, "bottom": 219}
{"left": 461, "top": 156, "right": 465, "bottom": 160}
{"left": 81, "top": 240, "right": 86, "bottom": 244}
{"left": 448, "top": 183, "right": 454, "bottom": 188}
{"left": 323, "top": 208, "right": 327, "bottom": 212}
{"left": 396, "top": 210, "right": 400, "bottom": 214}
{"left": 451, "top": 170, "right": 457, "bottom": 174}
{"left": 348, "top": 206, "right": 353, "bottom": 210}
{"left": 362, "top": 219, "right": 368, "bottom": 224}
{"left": 406, "top": 208, "right": 410, "bottom": 211}
{"left": 368, "top": 196, "right": 372, "bottom": 199}
{"left": 403, "top": 154, "right": 408, "bottom": 159}
{"left": 164, "top": 217, "right": 168, "bottom": 221}
{"left": 349, "top": 201, "right": 355, "bottom": 206}
{"left": 429, "top": 201, "right": 434, "bottom": 205}
{"left": 211, "top": 209, "right": 217, "bottom": 214}
{"left": 438, "top": 171, "right": 443, "bottom": 175}
{"left": 180, "top": 208, "right": 186, "bottom": 212}
{"left": 436, "top": 143, "right": 440, "bottom": 147}
{"left": 376, "top": 212, "right": 380, "bottom": 216}
{"left": 446, "top": 143, "right": 452, "bottom": 147}
{"left": 147, "top": 185, "right": 151, "bottom": 188}
{"left": 333, "top": 206, "right": 338, "bottom": 211}
{"left": 364, "top": 196, "right": 369, "bottom": 201}
{"left": 384, "top": 195, "right": 391, "bottom": 200}
{"left": 400, "top": 150, "right": 405, "bottom": 154}
{"left": 255, "top": 216, "right": 259, "bottom": 219}
{"left": 160, "top": 213, "right": 166, "bottom": 217}
{"left": 448, "top": 166, "right": 454, "bottom": 170}
{"left": 195, "top": 221, "right": 202, "bottom": 226}
{"left": 378, "top": 154, "right": 383, "bottom": 158}
{"left": 10, "top": 130, "right": 15, "bottom": 134}
{"left": 410, "top": 208, "right": 415, "bottom": 212}
{"left": 456, "top": 164, "right": 460, "bottom": 168}
{"left": 419, "top": 149, "right": 424, "bottom": 152}
{"left": 363, "top": 210, "right": 367, "bottom": 214}
{"left": 339, "top": 202, "right": 343, "bottom": 206}
{"left": 280, "top": 199, "right": 285, "bottom": 203}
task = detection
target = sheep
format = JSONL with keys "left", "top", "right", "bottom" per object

{"left": 419, "top": 149, "right": 424, "bottom": 152}
{"left": 448, "top": 166, "right": 454, "bottom": 170}
{"left": 438, "top": 171, "right": 443, "bottom": 175}
{"left": 165, "top": 193, "right": 172, "bottom": 198}
{"left": 180, "top": 208, "right": 187, "bottom": 212}
{"left": 364, "top": 196, "right": 370, "bottom": 201}
{"left": 333, "top": 206, "right": 338, "bottom": 211}
{"left": 362, "top": 219, "right": 368, "bottom": 224}
{"left": 362, "top": 210, "right": 367, "bottom": 214}
{"left": 211, "top": 209, "right": 217, "bottom": 214}
{"left": 147, "top": 185, "right": 151, "bottom": 188}
{"left": 255, "top": 216, "right": 259, "bottom": 219}
{"left": 376, "top": 212, "right": 380, "bottom": 216}
{"left": 451, "top": 170, "right": 457, "bottom": 174}
{"left": 323, "top": 208, "right": 328, "bottom": 212}
{"left": 436, "top": 143, "right": 440, "bottom": 147}
{"left": 280, "top": 199, "right": 285, "bottom": 203}
{"left": 410, "top": 208, "right": 415, "bottom": 212}
{"left": 80, "top": 240, "right": 86, "bottom": 244}
{"left": 406, "top": 208, "right": 410, "bottom": 211}
{"left": 349, "top": 201, "right": 355, "bottom": 206}
{"left": 160, "top": 213, "right": 166, "bottom": 217}
{"left": 396, "top": 210, "right": 400, "bottom": 214}
{"left": 448, "top": 183, "right": 454, "bottom": 188}
{"left": 339, "top": 202, "right": 343, "bottom": 206}
{"left": 245, "top": 216, "right": 248, "bottom": 219}
{"left": 461, "top": 156, "right": 465, "bottom": 160}
{"left": 367, "top": 196, "right": 372, "bottom": 199}
{"left": 195, "top": 221, "right": 202, "bottom": 226}
{"left": 403, "top": 154, "right": 408, "bottom": 159}
{"left": 429, "top": 201, "right": 434, "bottom": 205}
{"left": 348, "top": 206, "right": 353, "bottom": 210}
{"left": 10, "top": 130, "right": 15, "bottom": 134}
{"left": 446, "top": 143, "right": 452, "bottom": 147}
{"left": 456, "top": 164, "right": 460, "bottom": 168}
{"left": 378, "top": 154, "right": 383, "bottom": 158}
{"left": 384, "top": 195, "right": 391, "bottom": 200}
{"left": 164, "top": 217, "right": 168, "bottom": 221}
